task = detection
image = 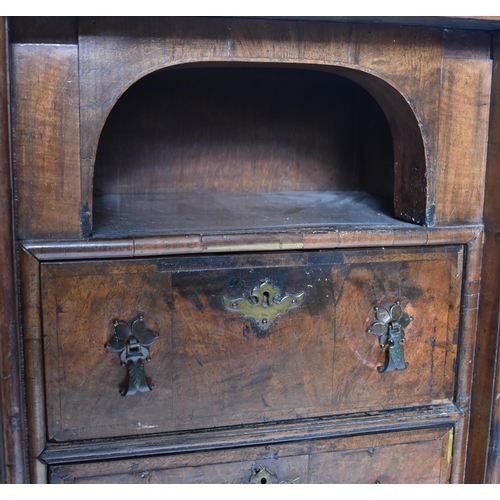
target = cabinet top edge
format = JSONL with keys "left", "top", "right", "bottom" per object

{"left": 238, "top": 16, "right": 500, "bottom": 31}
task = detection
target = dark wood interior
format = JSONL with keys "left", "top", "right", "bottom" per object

{"left": 93, "top": 65, "right": 395, "bottom": 236}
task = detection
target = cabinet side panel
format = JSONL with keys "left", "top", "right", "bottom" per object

{"left": 435, "top": 58, "right": 492, "bottom": 225}
{"left": 0, "top": 17, "right": 26, "bottom": 483}
{"left": 486, "top": 37, "right": 500, "bottom": 486}
{"left": 467, "top": 34, "right": 500, "bottom": 484}
{"left": 11, "top": 43, "right": 81, "bottom": 239}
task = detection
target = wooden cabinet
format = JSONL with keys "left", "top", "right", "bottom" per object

{"left": 1, "top": 16, "right": 500, "bottom": 483}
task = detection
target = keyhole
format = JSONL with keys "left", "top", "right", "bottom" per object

{"left": 261, "top": 478, "right": 267, "bottom": 484}
{"left": 262, "top": 291, "right": 270, "bottom": 308}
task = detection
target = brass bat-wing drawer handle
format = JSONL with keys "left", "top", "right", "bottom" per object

{"left": 105, "top": 315, "right": 159, "bottom": 396}
{"left": 367, "top": 301, "right": 413, "bottom": 373}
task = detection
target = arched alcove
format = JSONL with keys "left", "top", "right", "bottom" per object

{"left": 92, "top": 63, "right": 427, "bottom": 237}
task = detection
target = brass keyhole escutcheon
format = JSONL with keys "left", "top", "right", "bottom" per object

{"left": 249, "top": 467, "right": 299, "bottom": 484}
{"left": 224, "top": 280, "right": 305, "bottom": 330}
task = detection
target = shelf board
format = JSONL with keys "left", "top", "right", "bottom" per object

{"left": 92, "top": 191, "right": 414, "bottom": 238}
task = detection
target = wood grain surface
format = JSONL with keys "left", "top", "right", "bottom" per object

{"left": 23, "top": 225, "right": 482, "bottom": 261}
{"left": 78, "top": 18, "right": 436, "bottom": 229}
{"left": 20, "top": 249, "right": 46, "bottom": 483}
{"left": 49, "top": 426, "right": 453, "bottom": 484}
{"left": 453, "top": 233, "right": 483, "bottom": 483}
{"left": 5, "top": 16, "right": 497, "bottom": 484}
{"left": 0, "top": 17, "right": 27, "bottom": 484}
{"left": 8, "top": 17, "right": 491, "bottom": 239}
{"left": 39, "top": 403, "right": 461, "bottom": 465}
{"left": 467, "top": 34, "right": 500, "bottom": 484}
{"left": 93, "top": 66, "right": 392, "bottom": 197}
{"left": 434, "top": 58, "right": 491, "bottom": 224}
{"left": 92, "top": 192, "right": 404, "bottom": 238}
{"left": 41, "top": 246, "right": 462, "bottom": 442}
{"left": 10, "top": 43, "right": 81, "bottom": 239}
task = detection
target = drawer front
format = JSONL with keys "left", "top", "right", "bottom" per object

{"left": 41, "top": 246, "right": 462, "bottom": 441}
{"left": 49, "top": 426, "right": 453, "bottom": 483}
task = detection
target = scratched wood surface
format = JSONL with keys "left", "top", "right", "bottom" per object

{"left": 49, "top": 426, "right": 453, "bottom": 483}
{"left": 434, "top": 55, "right": 491, "bottom": 225}
{"left": 467, "top": 34, "right": 500, "bottom": 484}
{"left": 41, "top": 246, "right": 462, "bottom": 442}
{"left": 10, "top": 43, "right": 82, "bottom": 239}
{"left": 92, "top": 192, "right": 406, "bottom": 238}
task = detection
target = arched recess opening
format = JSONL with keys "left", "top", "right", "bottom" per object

{"left": 92, "top": 62, "right": 428, "bottom": 237}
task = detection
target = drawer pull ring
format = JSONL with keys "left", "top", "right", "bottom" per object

{"left": 249, "top": 467, "right": 299, "bottom": 484}
{"left": 367, "top": 301, "right": 413, "bottom": 373}
{"left": 105, "top": 316, "right": 159, "bottom": 396}
{"left": 223, "top": 280, "right": 305, "bottom": 330}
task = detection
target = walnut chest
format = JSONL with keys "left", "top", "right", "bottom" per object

{"left": 2, "top": 16, "right": 499, "bottom": 483}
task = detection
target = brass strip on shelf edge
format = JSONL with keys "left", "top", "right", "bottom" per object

{"left": 22, "top": 225, "right": 483, "bottom": 261}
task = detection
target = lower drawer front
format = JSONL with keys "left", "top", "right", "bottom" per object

{"left": 49, "top": 427, "right": 453, "bottom": 484}
{"left": 41, "top": 246, "right": 462, "bottom": 441}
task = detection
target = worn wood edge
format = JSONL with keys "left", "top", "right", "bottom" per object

{"left": 20, "top": 248, "right": 46, "bottom": 484}
{"left": 38, "top": 403, "right": 462, "bottom": 465}
{"left": 451, "top": 419, "right": 465, "bottom": 483}
{"left": 0, "top": 16, "right": 27, "bottom": 483}
{"left": 452, "top": 232, "right": 484, "bottom": 483}
{"left": 256, "top": 17, "right": 500, "bottom": 31}
{"left": 21, "top": 225, "right": 483, "bottom": 261}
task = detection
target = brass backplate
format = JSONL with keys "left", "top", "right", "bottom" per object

{"left": 224, "top": 280, "right": 305, "bottom": 330}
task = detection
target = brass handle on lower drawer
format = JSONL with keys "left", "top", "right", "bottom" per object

{"left": 249, "top": 467, "right": 299, "bottom": 484}
{"left": 105, "top": 315, "right": 159, "bottom": 396}
{"left": 367, "top": 301, "right": 413, "bottom": 373}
